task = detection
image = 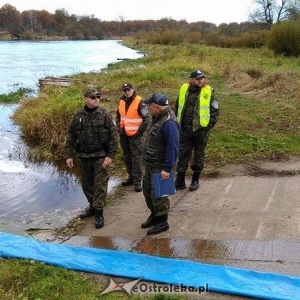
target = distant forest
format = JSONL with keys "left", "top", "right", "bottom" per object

{"left": 0, "top": 3, "right": 268, "bottom": 40}
{"left": 1, "top": 3, "right": 300, "bottom": 56}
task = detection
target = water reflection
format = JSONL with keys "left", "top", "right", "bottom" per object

{"left": 66, "top": 236, "right": 300, "bottom": 265}
{"left": 0, "top": 104, "right": 120, "bottom": 234}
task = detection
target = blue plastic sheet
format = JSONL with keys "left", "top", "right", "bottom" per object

{"left": 1, "top": 232, "right": 300, "bottom": 299}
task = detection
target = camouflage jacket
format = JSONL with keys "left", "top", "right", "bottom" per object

{"left": 64, "top": 106, "right": 118, "bottom": 159}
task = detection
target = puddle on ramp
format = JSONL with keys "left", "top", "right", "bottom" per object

{"left": 65, "top": 236, "right": 300, "bottom": 263}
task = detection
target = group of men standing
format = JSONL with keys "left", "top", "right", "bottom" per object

{"left": 64, "top": 69, "right": 219, "bottom": 235}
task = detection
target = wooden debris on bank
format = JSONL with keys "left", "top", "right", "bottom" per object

{"left": 38, "top": 77, "right": 86, "bottom": 88}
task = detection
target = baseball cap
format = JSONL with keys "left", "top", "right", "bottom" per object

{"left": 189, "top": 70, "right": 206, "bottom": 79}
{"left": 143, "top": 93, "right": 169, "bottom": 106}
{"left": 122, "top": 83, "right": 133, "bottom": 90}
{"left": 84, "top": 88, "right": 101, "bottom": 98}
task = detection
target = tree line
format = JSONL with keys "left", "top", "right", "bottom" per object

{"left": 1, "top": 1, "right": 300, "bottom": 56}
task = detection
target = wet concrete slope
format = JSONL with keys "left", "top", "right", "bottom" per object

{"left": 69, "top": 174, "right": 300, "bottom": 240}
{"left": 64, "top": 159, "right": 300, "bottom": 299}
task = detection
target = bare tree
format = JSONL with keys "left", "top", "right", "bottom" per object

{"left": 287, "top": 0, "right": 300, "bottom": 19}
{"left": 250, "top": 0, "right": 295, "bottom": 24}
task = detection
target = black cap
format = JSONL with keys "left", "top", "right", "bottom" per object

{"left": 189, "top": 69, "right": 206, "bottom": 79}
{"left": 122, "top": 83, "right": 133, "bottom": 90}
{"left": 143, "top": 93, "right": 169, "bottom": 106}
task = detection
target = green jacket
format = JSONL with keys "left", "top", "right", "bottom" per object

{"left": 175, "top": 83, "right": 219, "bottom": 135}
{"left": 65, "top": 106, "right": 118, "bottom": 159}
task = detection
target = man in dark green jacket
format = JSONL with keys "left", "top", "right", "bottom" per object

{"left": 65, "top": 88, "right": 118, "bottom": 229}
{"left": 175, "top": 70, "right": 219, "bottom": 191}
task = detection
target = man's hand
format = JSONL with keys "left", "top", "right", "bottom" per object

{"left": 160, "top": 170, "right": 170, "bottom": 180}
{"left": 102, "top": 157, "right": 112, "bottom": 169}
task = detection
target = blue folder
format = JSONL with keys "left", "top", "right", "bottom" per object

{"left": 152, "top": 172, "right": 176, "bottom": 198}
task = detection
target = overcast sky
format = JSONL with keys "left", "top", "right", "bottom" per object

{"left": 0, "top": 0, "right": 254, "bottom": 25}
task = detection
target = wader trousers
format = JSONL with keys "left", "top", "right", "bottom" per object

{"left": 120, "top": 133, "right": 143, "bottom": 184}
{"left": 79, "top": 157, "right": 108, "bottom": 210}
{"left": 176, "top": 131, "right": 209, "bottom": 174}
{"left": 142, "top": 166, "right": 170, "bottom": 217}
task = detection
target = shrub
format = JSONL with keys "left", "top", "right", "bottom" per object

{"left": 134, "top": 30, "right": 184, "bottom": 45}
{"left": 268, "top": 20, "right": 300, "bottom": 57}
{"left": 185, "top": 31, "right": 202, "bottom": 44}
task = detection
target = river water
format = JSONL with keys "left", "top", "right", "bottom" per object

{"left": 0, "top": 40, "right": 142, "bottom": 235}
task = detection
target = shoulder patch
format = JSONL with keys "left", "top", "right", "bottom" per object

{"left": 212, "top": 100, "right": 219, "bottom": 109}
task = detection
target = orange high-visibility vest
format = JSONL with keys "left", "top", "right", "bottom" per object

{"left": 118, "top": 95, "right": 142, "bottom": 136}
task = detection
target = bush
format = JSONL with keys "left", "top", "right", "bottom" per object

{"left": 268, "top": 20, "right": 300, "bottom": 57}
{"left": 134, "top": 30, "right": 184, "bottom": 45}
{"left": 233, "top": 30, "right": 268, "bottom": 48}
{"left": 205, "top": 30, "right": 268, "bottom": 49}
{"left": 185, "top": 31, "right": 202, "bottom": 44}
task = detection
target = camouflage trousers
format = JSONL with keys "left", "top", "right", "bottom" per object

{"left": 79, "top": 157, "right": 108, "bottom": 210}
{"left": 176, "top": 131, "right": 209, "bottom": 174}
{"left": 119, "top": 133, "right": 143, "bottom": 183}
{"left": 142, "top": 166, "right": 170, "bottom": 217}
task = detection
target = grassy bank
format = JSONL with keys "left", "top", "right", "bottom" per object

{"left": 0, "top": 258, "right": 188, "bottom": 300}
{"left": 11, "top": 39, "right": 300, "bottom": 169}
{"left": 0, "top": 88, "right": 33, "bottom": 103}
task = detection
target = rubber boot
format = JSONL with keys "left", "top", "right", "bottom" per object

{"left": 121, "top": 177, "right": 134, "bottom": 186}
{"left": 95, "top": 209, "right": 104, "bottom": 228}
{"left": 174, "top": 172, "right": 186, "bottom": 190}
{"left": 141, "top": 212, "right": 158, "bottom": 228}
{"left": 147, "top": 215, "right": 169, "bottom": 235}
{"left": 78, "top": 205, "right": 96, "bottom": 219}
{"left": 134, "top": 182, "right": 142, "bottom": 192}
{"left": 189, "top": 172, "right": 200, "bottom": 191}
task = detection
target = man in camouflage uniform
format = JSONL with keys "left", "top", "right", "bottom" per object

{"left": 175, "top": 70, "right": 219, "bottom": 191}
{"left": 116, "top": 83, "right": 150, "bottom": 192}
{"left": 141, "top": 93, "right": 180, "bottom": 235}
{"left": 65, "top": 88, "right": 118, "bottom": 229}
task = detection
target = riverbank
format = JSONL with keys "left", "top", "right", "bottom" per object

{"left": 11, "top": 40, "right": 300, "bottom": 165}
{"left": 2, "top": 39, "right": 300, "bottom": 299}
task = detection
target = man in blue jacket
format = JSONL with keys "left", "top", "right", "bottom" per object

{"left": 141, "top": 93, "right": 180, "bottom": 235}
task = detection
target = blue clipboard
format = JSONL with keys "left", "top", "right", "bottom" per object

{"left": 152, "top": 172, "right": 176, "bottom": 198}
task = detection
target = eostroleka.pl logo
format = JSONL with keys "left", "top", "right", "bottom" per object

{"left": 100, "top": 278, "right": 209, "bottom": 296}
{"left": 100, "top": 278, "right": 142, "bottom": 295}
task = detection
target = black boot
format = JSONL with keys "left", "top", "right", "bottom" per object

{"left": 121, "top": 177, "right": 134, "bottom": 186}
{"left": 174, "top": 172, "right": 186, "bottom": 190}
{"left": 78, "top": 205, "right": 96, "bottom": 219}
{"left": 95, "top": 209, "right": 104, "bottom": 228}
{"left": 147, "top": 215, "right": 169, "bottom": 235}
{"left": 134, "top": 182, "right": 142, "bottom": 192}
{"left": 189, "top": 172, "right": 200, "bottom": 191}
{"left": 141, "top": 212, "right": 158, "bottom": 228}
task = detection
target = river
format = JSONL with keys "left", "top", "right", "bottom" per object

{"left": 0, "top": 40, "right": 143, "bottom": 235}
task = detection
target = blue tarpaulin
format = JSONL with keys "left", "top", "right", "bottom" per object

{"left": 0, "top": 232, "right": 300, "bottom": 299}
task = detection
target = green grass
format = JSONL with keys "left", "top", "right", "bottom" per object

{"left": 0, "top": 258, "right": 189, "bottom": 300}
{"left": 0, "top": 88, "right": 33, "bottom": 103}
{"left": 0, "top": 258, "right": 100, "bottom": 299}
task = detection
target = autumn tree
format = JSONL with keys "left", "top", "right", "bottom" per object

{"left": 0, "top": 4, "right": 22, "bottom": 35}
